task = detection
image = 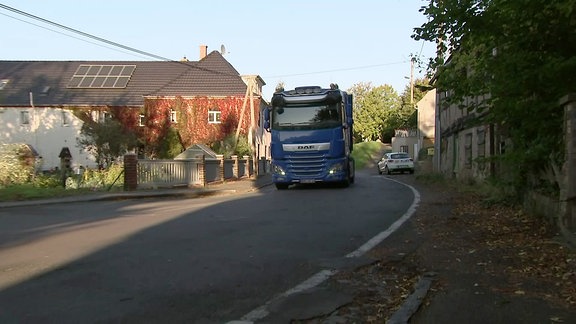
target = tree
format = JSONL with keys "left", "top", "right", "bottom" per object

{"left": 399, "top": 77, "right": 431, "bottom": 130}
{"left": 157, "top": 127, "right": 184, "bottom": 159}
{"left": 348, "top": 82, "right": 401, "bottom": 142}
{"left": 413, "top": 0, "right": 576, "bottom": 193}
{"left": 78, "top": 118, "right": 139, "bottom": 168}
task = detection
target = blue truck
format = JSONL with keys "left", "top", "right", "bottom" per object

{"left": 264, "top": 84, "right": 355, "bottom": 190}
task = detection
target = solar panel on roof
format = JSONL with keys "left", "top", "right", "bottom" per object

{"left": 67, "top": 64, "right": 136, "bottom": 89}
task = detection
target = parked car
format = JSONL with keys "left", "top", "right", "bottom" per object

{"left": 378, "top": 152, "right": 415, "bottom": 175}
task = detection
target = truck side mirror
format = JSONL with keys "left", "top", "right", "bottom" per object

{"left": 263, "top": 108, "right": 271, "bottom": 132}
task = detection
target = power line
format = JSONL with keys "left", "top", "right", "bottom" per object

{"left": 0, "top": 3, "right": 239, "bottom": 78}
{"left": 265, "top": 60, "right": 407, "bottom": 79}
{"left": 0, "top": 3, "right": 171, "bottom": 61}
{"left": 0, "top": 11, "right": 151, "bottom": 60}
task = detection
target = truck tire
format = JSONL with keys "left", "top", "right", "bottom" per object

{"left": 349, "top": 159, "right": 355, "bottom": 184}
{"left": 275, "top": 183, "right": 289, "bottom": 190}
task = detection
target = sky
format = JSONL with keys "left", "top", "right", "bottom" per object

{"left": 0, "top": 0, "right": 435, "bottom": 101}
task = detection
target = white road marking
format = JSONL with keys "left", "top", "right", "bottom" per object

{"left": 231, "top": 177, "right": 421, "bottom": 323}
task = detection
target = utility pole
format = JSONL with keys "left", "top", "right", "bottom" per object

{"left": 235, "top": 76, "right": 258, "bottom": 176}
{"left": 410, "top": 57, "right": 414, "bottom": 106}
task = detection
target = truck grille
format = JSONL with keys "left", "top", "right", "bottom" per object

{"left": 286, "top": 153, "right": 327, "bottom": 178}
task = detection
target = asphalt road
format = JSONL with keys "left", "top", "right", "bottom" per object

{"left": 0, "top": 170, "right": 416, "bottom": 323}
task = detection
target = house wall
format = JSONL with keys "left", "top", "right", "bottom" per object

{"left": 417, "top": 89, "right": 436, "bottom": 158}
{"left": 142, "top": 96, "right": 268, "bottom": 159}
{"left": 0, "top": 97, "right": 270, "bottom": 174}
{"left": 437, "top": 91, "right": 495, "bottom": 180}
{"left": 391, "top": 129, "right": 418, "bottom": 159}
{"left": 0, "top": 107, "right": 97, "bottom": 171}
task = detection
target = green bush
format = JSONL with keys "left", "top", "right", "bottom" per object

{"left": 72, "top": 163, "right": 124, "bottom": 190}
{"left": 211, "top": 135, "right": 252, "bottom": 158}
{"left": 32, "top": 173, "right": 63, "bottom": 188}
{"left": 351, "top": 141, "right": 388, "bottom": 169}
{"left": 0, "top": 144, "right": 36, "bottom": 187}
{"left": 158, "top": 127, "right": 185, "bottom": 159}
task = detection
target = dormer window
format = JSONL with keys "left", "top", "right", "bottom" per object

{"left": 0, "top": 79, "right": 8, "bottom": 90}
{"left": 40, "top": 86, "right": 51, "bottom": 96}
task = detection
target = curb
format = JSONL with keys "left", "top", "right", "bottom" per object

{"left": 387, "top": 273, "right": 436, "bottom": 324}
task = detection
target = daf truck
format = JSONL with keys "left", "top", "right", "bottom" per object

{"left": 264, "top": 84, "right": 355, "bottom": 189}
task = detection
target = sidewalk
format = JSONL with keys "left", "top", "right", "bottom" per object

{"left": 285, "top": 175, "right": 576, "bottom": 323}
{"left": 0, "top": 174, "right": 273, "bottom": 209}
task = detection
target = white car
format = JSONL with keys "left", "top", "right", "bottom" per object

{"left": 378, "top": 152, "right": 414, "bottom": 175}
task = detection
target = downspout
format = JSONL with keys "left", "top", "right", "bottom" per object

{"left": 433, "top": 90, "right": 441, "bottom": 173}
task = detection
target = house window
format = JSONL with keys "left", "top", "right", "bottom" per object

{"left": 139, "top": 114, "right": 145, "bottom": 127}
{"left": 464, "top": 133, "right": 473, "bottom": 168}
{"left": 208, "top": 108, "right": 221, "bottom": 124}
{"left": 400, "top": 145, "right": 409, "bottom": 153}
{"left": 477, "top": 129, "right": 485, "bottom": 158}
{"left": 20, "top": 110, "right": 30, "bottom": 125}
{"left": 62, "top": 110, "right": 69, "bottom": 126}
{"left": 170, "top": 109, "right": 178, "bottom": 123}
{"left": 477, "top": 129, "right": 486, "bottom": 171}
{"left": 92, "top": 110, "right": 110, "bottom": 122}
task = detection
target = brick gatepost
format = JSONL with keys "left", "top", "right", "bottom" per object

{"left": 124, "top": 153, "right": 137, "bottom": 191}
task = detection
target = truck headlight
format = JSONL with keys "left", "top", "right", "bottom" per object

{"left": 273, "top": 164, "right": 286, "bottom": 176}
{"left": 328, "top": 162, "right": 345, "bottom": 174}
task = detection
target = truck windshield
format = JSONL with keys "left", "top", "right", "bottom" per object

{"left": 272, "top": 103, "right": 342, "bottom": 130}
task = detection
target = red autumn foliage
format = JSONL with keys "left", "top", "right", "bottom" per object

{"left": 141, "top": 96, "right": 260, "bottom": 156}
{"left": 75, "top": 96, "right": 260, "bottom": 158}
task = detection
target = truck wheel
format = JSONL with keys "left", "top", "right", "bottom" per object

{"left": 349, "top": 159, "right": 355, "bottom": 184}
{"left": 275, "top": 183, "right": 289, "bottom": 190}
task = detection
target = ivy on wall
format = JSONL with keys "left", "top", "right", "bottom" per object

{"left": 72, "top": 96, "right": 260, "bottom": 159}
{"left": 142, "top": 96, "right": 259, "bottom": 157}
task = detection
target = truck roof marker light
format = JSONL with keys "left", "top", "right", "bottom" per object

{"left": 294, "top": 86, "right": 322, "bottom": 94}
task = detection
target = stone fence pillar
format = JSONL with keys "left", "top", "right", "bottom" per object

{"left": 232, "top": 155, "right": 239, "bottom": 179}
{"left": 560, "top": 94, "right": 576, "bottom": 232}
{"left": 243, "top": 155, "right": 250, "bottom": 178}
{"left": 197, "top": 155, "right": 206, "bottom": 187}
{"left": 123, "top": 153, "right": 137, "bottom": 191}
{"left": 217, "top": 154, "right": 225, "bottom": 183}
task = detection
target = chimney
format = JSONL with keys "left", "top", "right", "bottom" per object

{"left": 199, "top": 45, "right": 208, "bottom": 60}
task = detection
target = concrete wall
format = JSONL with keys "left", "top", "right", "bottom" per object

{"left": 417, "top": 89, "right": 436, "bottom": 154}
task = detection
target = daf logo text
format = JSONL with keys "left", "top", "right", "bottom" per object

{"left": 298, "top": 145, "right": 314, "bottom": 150}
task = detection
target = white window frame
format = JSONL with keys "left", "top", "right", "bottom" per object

{"left": 139, "top": 114, "right": 145, "bottom": 127}
{"left": 208, "top": 109, "right": 221, "bottom": 124}
{"left": 170, "top": 109, "right": 178, "bottom": 123}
